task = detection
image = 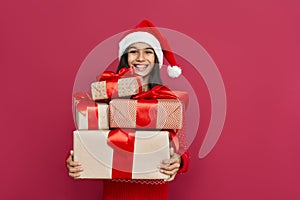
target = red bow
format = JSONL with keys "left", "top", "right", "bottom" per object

{"left": 107, "top": 129, "right": 135, "bottom": 152}
{"left": 98, "top": 66, "right": 136, "bottom": 81}
{"left": 73, "top": 92, "right": 99, "bottom": 130}
{"left": 73, "top": 91, "right": 96, "bottom": 116}
{"left": 133, "top": 85, "right": 177, "bottom": 99}
{"left": 97, "top": 66, "right": 141, "bottom": 99}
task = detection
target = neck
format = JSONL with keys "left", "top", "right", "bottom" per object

{"left": 140, "top": 75, "right": 150, "bottom": 92}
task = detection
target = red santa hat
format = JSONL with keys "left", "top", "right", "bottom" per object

{"left": 118, "top": 20, "right": 182, "bottom": 78}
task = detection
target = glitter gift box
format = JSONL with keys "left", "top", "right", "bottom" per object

{"left": 109, "top": 99, "right": 183, "bottom": 129}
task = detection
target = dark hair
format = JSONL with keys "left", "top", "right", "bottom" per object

{"left": 116, "top": 48, "right": 162, "bottom": 89}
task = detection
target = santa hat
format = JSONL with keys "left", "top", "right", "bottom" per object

{"left": 118, "top": 20, "right": 182, "bottom": 78}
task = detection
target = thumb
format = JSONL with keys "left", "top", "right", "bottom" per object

{"left": 69, "top": 150, "right": 74, "bottom": 161}
{"left": 170, "top": 147, "right": 174, "bottom": 157}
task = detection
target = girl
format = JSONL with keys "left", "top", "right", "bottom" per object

{"left": 66, "top": 20, "right": 189, "bottom": 200}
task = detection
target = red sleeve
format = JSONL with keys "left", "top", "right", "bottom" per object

{"left": 178, "top": 151, "right": 189, "bottom": 173}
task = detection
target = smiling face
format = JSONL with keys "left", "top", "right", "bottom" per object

{"left": 127, "top": 42, "right": 156, "bottom": 79}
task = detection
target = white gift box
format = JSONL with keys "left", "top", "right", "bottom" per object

{"left": 73, "top": 130, "right": 170, "bottom": 179}
{"left": 73, "top": 99, "right": 109, "bottom": 130}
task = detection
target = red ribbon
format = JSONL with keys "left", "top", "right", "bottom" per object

{"left": 107, "top": 129, "right": 178, "bottom": 178}
{"left": 107, "top": 129, "right": 135, "bottom": 178}
{"left": 133, "top": 86, "right": 180, "bottom": 150}
{"left": 73, "top": 92, "right": 98, "bottom": 129}
{"left": 133, "top": 85, "right": 177, "bottom": 100}
{"left": 132, "top": 86, "right": 177, "bottom": 128}
{"left": 169, "top": 130, "right": 180, "bottom": 152}
{"left": 98, "top": 66, "right": 142, "bottom": 99}
{"left": 135, "top": 99, "right": 158, "bottom": 128}
{"left": 133, "top": 86, "right": 189, "bottom": 107}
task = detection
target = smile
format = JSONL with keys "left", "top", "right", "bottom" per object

{"left": 134, "top": 64, "right": 148, "bottom": 72}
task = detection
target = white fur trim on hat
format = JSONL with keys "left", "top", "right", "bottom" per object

{"left": 167, "top": 65, "right": 182, "bottom": 78}
{"left": 119, "top": 31, "right": 163, "bottom": 68}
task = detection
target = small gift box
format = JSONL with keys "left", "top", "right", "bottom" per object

{"left": 73, "top": 129, "right": 170, "bottom": 179}
{"left": 91, "top": 67, "right": 142, "bottom": 100}
{"left": 73, "top": 92, "right": 109, "bottom": 130}
{"left": 109, "top": 98, "right": 183, "bottom": 129}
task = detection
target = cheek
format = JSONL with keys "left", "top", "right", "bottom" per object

{"left": 147, "top": 55, "right": 155, "bottom": 63}
{"left": 127, "top": 56, "right": 134, "bottom": 65}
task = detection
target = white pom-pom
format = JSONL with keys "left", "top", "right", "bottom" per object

{"left": 167, "top": 65, "right": 182, "bottom": 78}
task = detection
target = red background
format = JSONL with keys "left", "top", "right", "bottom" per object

{"left": 1, "top": 0, "right": 299, "bottom": 199}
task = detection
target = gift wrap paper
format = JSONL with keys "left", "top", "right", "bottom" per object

{"left": 109, "top": 99, "right": 183, "bottom": 129}
{"left": 74, "top": 101, "right": 109, "bottom": 130}
{"left": 91, "top": 77, "right": 141, "bottom": 100}
{"left": 73, "top": 130, "right": 170, "bottom": 179}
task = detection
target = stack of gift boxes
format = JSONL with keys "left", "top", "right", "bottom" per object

{"left": 73, "top": 68, "right": 187, "bottom": 180}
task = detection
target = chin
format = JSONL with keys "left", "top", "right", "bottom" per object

{"left": 134, "top": 71, "right": 150, "bottom": 78}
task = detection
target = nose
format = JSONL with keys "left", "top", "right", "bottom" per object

{"left": 136, "top": 50, "right": 145, "bottom": 61}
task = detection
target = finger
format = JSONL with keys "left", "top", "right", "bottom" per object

{"left": 69, "top": 172, "right": 81, "bottom": 179}
{"left": 69, "top": 166, "right": 84, "bottom": 173}
{"left": 170, "top": 152, "right": 181, "bottom": 160}
{"left": 66, "top": 155, "right": 72, "bottom": 164}
{"left": 160, "top": 162, "right": 180, "bottom": 171}
{"left": 66, "top": 150, "right": 75, "bottom": 163}
{"left": 170, "top": 147, "right": 174, "bottom": 157}
{"left": 67, "top": 159, "right": 82, "bottom": 167}
{"left": 66, "top": 152, "right": 81, "bottom": 167}
{"left": 160, "top": 167, "right": 179, "bottom": 176}
{"left": 66, "top": 150, "right": 74, "bottom": 161}
{"left": 161, "top": 148, "right": 175, "bottom": 165}
{"left": 165, "top": 174, "right": 176, "bottom": 182}
{"left": 161, "top": 156, "right": 180, "bottom": 165}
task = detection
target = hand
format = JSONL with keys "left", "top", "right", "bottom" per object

{"left": 66, "top": 150, "right": 83, "bottom": 179}
{"left": 160, "top": 147, "right": 181, "bottom": 182}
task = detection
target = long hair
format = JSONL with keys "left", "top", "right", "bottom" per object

{"left": 116, "top": 48, "right": 162, "bottom": 89}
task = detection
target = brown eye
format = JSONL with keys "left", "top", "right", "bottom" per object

{"left": 145, "top": 50, "right": 154, "bottom": 54}
{"left": 128, "top": 50, "right": 137, "bottom": 54}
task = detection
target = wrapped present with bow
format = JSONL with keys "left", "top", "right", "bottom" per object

{"left": 109, "top": 86, "right": 183, "bottom": 130}
{"left": 91, "top": 66, "right": 142, "bottom": 100}
{"left": 73, "top": 92, "right": 109, "bottom": 130}
{"left": 73, "top": 129, "right": 178, "bottom": 179}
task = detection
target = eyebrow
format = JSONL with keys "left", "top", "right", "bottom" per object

{"left": 128, "top": 46, "right": 154, "bottom": 50}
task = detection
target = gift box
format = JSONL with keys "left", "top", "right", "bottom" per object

{"left": 91, "top": 76, "right": 141, "bottom": 100}
{"left": 73, "top": 92, "right": 109, "bottom": 130}
{"left": 91, "top": 67, "right": 142, "bottom": 100}
{"left": 73, "top": 130, "right": 170, "bottom": 179}
{"left": 109, "top": 99, "right": 183, "bottom": 129}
